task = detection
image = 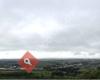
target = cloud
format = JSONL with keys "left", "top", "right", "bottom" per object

{"left": 0, "top": 0, "right": 100, "bottom": 58}
{"left": 0, "top": 50, "right": 100, "bottom": 59}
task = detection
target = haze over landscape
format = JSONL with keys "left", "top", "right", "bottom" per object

{"left": 0, "top": 0, "right": 100, "bottom": 59}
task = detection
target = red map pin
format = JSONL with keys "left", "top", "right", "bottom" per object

{"left": 18, "top": 51, "right": 39, "bottom": 73}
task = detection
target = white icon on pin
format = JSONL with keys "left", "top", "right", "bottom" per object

{"left": 24, "top": 58, "right": 32, "bottom": 65}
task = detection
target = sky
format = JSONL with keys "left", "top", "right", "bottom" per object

{"left": 0, "top": 0, "right": 100, "bottom": 59}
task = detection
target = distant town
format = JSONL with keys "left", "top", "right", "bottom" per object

{"left": 0, "top": 59, "right": 100, "bottom": 79}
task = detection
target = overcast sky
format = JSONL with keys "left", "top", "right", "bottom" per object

{"left": 0, "top": 0, "right": 100, "bottom": 59}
